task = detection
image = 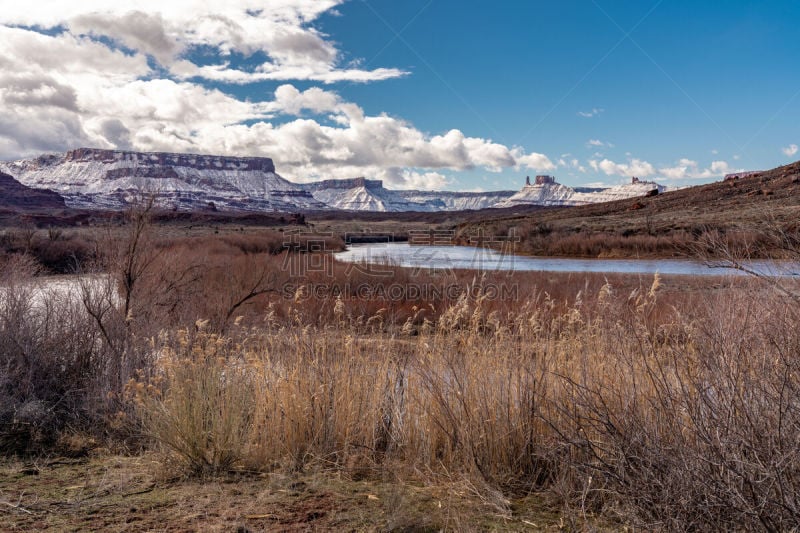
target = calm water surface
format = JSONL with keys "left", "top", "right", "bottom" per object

{"left": 335, "top": 243, "right": 800, "bottom": 277}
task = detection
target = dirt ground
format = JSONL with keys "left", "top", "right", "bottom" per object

{"left": 0, "top": 454, "right": 595, "bottom": 532}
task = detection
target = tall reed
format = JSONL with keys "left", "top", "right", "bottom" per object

{"left": 136, "top": 275, "right": 800, "bottom": 529}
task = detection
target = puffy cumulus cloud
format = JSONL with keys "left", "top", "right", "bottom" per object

{"left": 658, "top": 158, "right": 735, "bottom": 180}
{"left": 0, "top": 25, "right": 151, "bottom": 157}
{"left": 0, "top": 1, "right": 556, "bottom": 188}
{"left": 0, "top": 73, "right": 79, "bottom": 112}
{"left": 783, "top": 144, "right": 799, "bottom": 157}
{"left": 383, "top": 170, "right": 450, "bottom": 191}
{"left": 0, "top": 71, "right": 554, "bottom": 187}
{"left": 711, "top": 161, "right": 731, "bottom": 174}
{"left": 230, "top": 92, "right": 551, "bottom": 184}
{"left": 0, "top": 107, "right": 95, "bottom": 158}
{"left": 269, "top": 84, "right": 342, "bottom": 116}
{"left": 0, "top": 26, "right": 151, "bottom": 81}
{"left": 68, "top": 11, "right": 179, "bottom": 65}
{"left": 85, "top": 80, "right": 264, "bottom": 128}
{"left": 0, "top": 1, "right": 405, "bottom": 84}
{"left": 460, "top": 135, "right": 517, "bottom": 171}
{"left": 590, "top": 156, "right": 736, "bottom": 183}
{"left": 218, "top": 101, "right": 541, "bottom": 183}
{"left": 589, "top": 158, "right": 656, "bottom": 178}
{"left": 515, "top": 152, "right": 556, "bottom": 172}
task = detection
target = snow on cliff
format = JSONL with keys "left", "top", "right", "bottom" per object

{"left": 495, "top": 176, "right": 666, "bottom": 208}
{"left": 0, "top": 151, "right": 669, "bottom": 213}
{"left": 396, "top": 190, "right": 515, "bottom": 211}
{"left": 303, "top": 178, "right": 514, "bottom": 212}
{"left": 311, "top": 185, "right": 426, "bottom": 212}
{"left": 0, "top": 148, "right": 326, "bottom": 211}
{"left": 571, "top": 179, "right": 667, "bottom": 203}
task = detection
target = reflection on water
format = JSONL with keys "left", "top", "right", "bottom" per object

{"left": 335, "top": 242, "right": 800, "bottom": 277}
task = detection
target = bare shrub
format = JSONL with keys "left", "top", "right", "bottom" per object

{"left": 0, "top": 256, "right": 106, "bottom": 454}
{"left": 30, "top": 235, "right": 96, "bottom": 273}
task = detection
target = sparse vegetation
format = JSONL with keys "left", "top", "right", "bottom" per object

{"left": 119, "top": 273, "right": 799, "bottom": 530}
{"left": 2, "top": 193, "right": 800, "bottom": 530}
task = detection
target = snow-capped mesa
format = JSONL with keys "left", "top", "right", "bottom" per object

{"left": 395, "top": 190, "right": 515, "bottom": 211}
{"left": 495, "top": 175, "right": 666, "bottom": 208}
{"left": 302, "top": 178, "right": 515, "bottom": 212}
{"left": 0, "top": 148, "right": 326, "bottom": 211}
{"left": 496, "top": 175, "right": 578, "bottom": 207}
{"left": 571, "top": 177, "right": 667, "bottom": 204}
{"left": 304, "top": 178, "right": 428, "bottom": 212}
{"left": 0, "top": 150, "right": 667, "bottom": 213}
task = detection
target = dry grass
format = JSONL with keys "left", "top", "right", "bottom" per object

{"left": 4, "top": 200, "right": 800, "bottom": 530}
{"left": 128, "top": 272, "right": 800, "bottom": 530}
{"left": 1, "top": 454, "right": 575, "bottom": 531}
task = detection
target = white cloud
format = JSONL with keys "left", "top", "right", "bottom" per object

{"left": 515, "top": 151, "right": 556, "bottom": 172}
{"left": 0, "top": 74, "right": 557, "bottom": 187}
{"left": 578, "top": 108, "right": 604, "bottom": 118}
{"left": 558, "top": 158, "right": 586, "bottom": 173}
{"left": 589, "top": 158, "right": 656, "bottom": 177}
{"left": 0, "top": 1, "right": 406, "bottom": 85}
{"left": 269, "top": 84, "right": 343, "bottom": 116}
{"left": 587, "top": 156, "right": 736, "bottom": 183}
{"left": 782, "top": 144, "right": 798, "bottom": 157}
{"left": 710, "top": 160, "right": 730, "bottom": 174}
{"left": 658, "top": 158, "right": 735, "bottom": 180}
{"left": 587, "top": 139, "right": 614, "bottom": 148}
{"left": 0, "top": 4, "right": 556, "bottom": 188}
{"left": 384, "top": 170, "right": 450, "bottom": 191}
{"left": 154, "top": 92, "right": 552, "bottom": 184}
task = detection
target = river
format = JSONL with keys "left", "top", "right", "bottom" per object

{"left": 334, "top": 242, "right": 800, "bottom": 277}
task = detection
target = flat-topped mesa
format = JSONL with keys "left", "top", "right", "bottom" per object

{"left": 534, "top": 175, "right": 557, "bottom": 185}
{"left": 63, "top": 148, "right": 276, "bottom": 173}
{"left": 305, "top": 177, "right": 383, "bottom": 192}
{"left": 631, "top": 176, "right": 659, "bottom": 185}
{"left": 0, "top": 148, "right": 328, "bottom": 212}
{"left": 498, "top": 173, "right": 669, "bottom": 208}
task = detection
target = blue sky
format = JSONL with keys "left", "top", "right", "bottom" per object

{"left": 319, "top": 1, "right": 800, "bottom": 188}
{"left": 1, "top": 1, "right": 798, "bottom": 190}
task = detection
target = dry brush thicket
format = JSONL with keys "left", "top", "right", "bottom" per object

{"left": 129, "top": 276, "right": 800, "bottom": 530}
{"left": 2, "top": 205, "right": 800, "bottom": 530}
